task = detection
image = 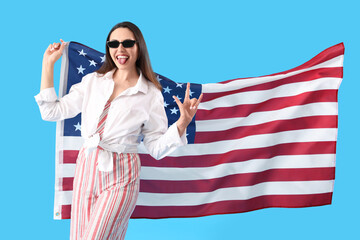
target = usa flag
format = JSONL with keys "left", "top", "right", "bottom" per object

{"left": 53, "top": 41, "right": 344, "bottom": 219}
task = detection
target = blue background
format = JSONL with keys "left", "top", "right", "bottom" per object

{"left": 1, "top": 0, "right": 359, "bottom": 239}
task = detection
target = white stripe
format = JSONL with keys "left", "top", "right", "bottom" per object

{"left": 57, "top": 164, "right": 76, "bottom": 178}
{"left": 140, "top": 154, "right": 335, "bottom": 180}
{"left": 202, "top": 55, "right": 343, "bottom": 93}
{"left": 55, "top": 190, "right": 73, "bottom": 205}
{"left": 60, "top": 136, "right": 84, "bottom": 150}
{"left": 136, "top": 180, "right": 334, "bottom": 206}
{"left": 199, "top": 77, "right": 341, "bottom": 110}
{"left": 138, "top": 128, "right": 337, "bottom": 156}
{"left": 196, "top": 102, "right": 338, "bottom": 132}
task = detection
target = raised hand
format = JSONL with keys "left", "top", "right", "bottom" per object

{"left": 173, "top": 82, "right": 203, "bottom": 137}
{"left": 43, "top": 39, "right": 67, "bottom": 66}
{"left": 40, "top": 39, "right": 67, "bottom": 91}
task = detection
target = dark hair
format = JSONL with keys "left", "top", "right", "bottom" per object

{"left": 96, "top": 21, "right": 162, "bottom": 91}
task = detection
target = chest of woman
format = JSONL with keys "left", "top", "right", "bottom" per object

{"left": 80, "top": 78, "right": 152, "bottom": 137}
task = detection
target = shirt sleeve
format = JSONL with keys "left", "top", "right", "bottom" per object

{"left": 34, "top": 77, "right": 86, "bottom": 121}
{"left": 141, "top": 89, "right": 188, "bottom": 160}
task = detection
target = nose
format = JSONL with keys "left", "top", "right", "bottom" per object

{"left": 117, "top": 41, "right": 128, "bottom": 50}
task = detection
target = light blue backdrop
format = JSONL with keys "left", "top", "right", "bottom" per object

{"left": 1, "top": 0, "right": 359, "bottom": 239}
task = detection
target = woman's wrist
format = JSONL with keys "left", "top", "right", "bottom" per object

{"left": 42, "top": 59, "right": 55, "bottom": 69}
{"left": 176, "top": 118, "right": 188, "bottom": 137}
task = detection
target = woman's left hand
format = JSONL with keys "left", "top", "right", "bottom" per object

{"left": 173, "top": 82, "right": 203, "bottom": 136}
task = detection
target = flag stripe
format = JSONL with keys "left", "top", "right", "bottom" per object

{"left": 62, "top": 141, "right": 336, "bottom": 170}
{"left": 131, "top": 193, "right": 333, "bottom": 219}
{"left": 196, "top": 102, "right": 338, "bottom": 132}
{"left": 202, "top": 67, "right": 342, "bottom": 102}
{"left": 138, "top": 141, "right": 337, "bottom": 168}
{"left": 196, "top": 115, "right": 337, "bottom": 143}
{"left": 63, "top": 151, "right": 80, "bottom": 164}
{"left": 136, "top": 180, "right": 334, "bottom": 206}
{"left": 197, "top": 90, "right": 337, "bottom": 120}
{"left": 199, "top": 78, "right": 340, "bottom": 110}
{"left": 152, "top": 129, "right": 338, "bottom": 157}
{"left": 139, "top": 168, "right": 335, "bottom": 193}
{"left": 60, "top": 153, "right": 335, "bottom": 181}
{"left": 139, "top": 154, "right": 335, "bottom": 180}
{"left": 60, "top": 167, "right": 335, "bottom": 193}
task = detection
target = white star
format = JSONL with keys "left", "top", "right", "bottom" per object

{"left": 164, "top": 101, "right": 169, "bottom": 108}
{"left": 186, "top": 133, "right": 189, "bottom": 137}
{"left": 157, "top": 75, "right": 162, "bottom": 81}
{"left": 78, "top": 49, "right": 87, "bottom": 56}
{"left": 189, "top": 89, "right": 195, "bottom": 97}
{"left": 89, "top": 60, "right": 97, "bottom": 67}
{"left": 74, "top": 122, "right": 81, "bottom": 131}
{"left": 173, "top": 95, "right": 182, "bottom": 102}
{"left": 176, "top": 82, "right": 183, "bottom": 88}
{"left": 100, "top": 55, "right": 106, "bottom": 63}
{"left": 163, "top": 86, "right": 172, "bottom": 94}
{"left": 170, "top": 107, "right": 179, "bottom": 114}
{"left": 77, "top": 65, "right": 86, "bottom": 74}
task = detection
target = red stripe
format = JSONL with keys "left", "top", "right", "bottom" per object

{"left": 139, "top": 141, "right": 336, "bottom": 168}
{"left": 64, "top": 142, "right": 336, "bottom": 169}
{"left": 130, "top": 192, "right": 333, "bottom": 219}
{"left": 59, "top": 167, "right": 335, "bottom": 193}
{"left": 196, "top": 89, "right": 338, "bottom": 120}
{"left": 60, "top": 192, "right": 333, "bottom": 219}
{"left": 62, "top": 177, "right": 74, "bottom": 191}
{"left": 61, "top": 205, "right": 71, "bottom": 219}
{"left": 63, "top": 150, "right": 79, "bottom": 164}
{"left": 96, "top": 115, "right": 108, "bottom": 129}
{"left": 203, "top": 67, "right": 342, "bottom": 102}
{"left": 109, "top": 153, "right": 134, "bottom": 235}
{"left": 195, "top": 115, "right": 337, "bottom": 143}
{"left": 219, "top": 43, "right": 344, "bottom": 84}
{"left": 139, "top": 167, "right": 335, "bottom": 193}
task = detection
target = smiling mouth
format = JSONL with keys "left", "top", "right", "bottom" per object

{"left": 116, "top": 55, "right": 129, "bottom": 65}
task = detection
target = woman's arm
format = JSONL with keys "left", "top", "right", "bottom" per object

{"left": 41, "top": 39, "right": 66, "bottom": 91}
{"left": 141, "top": 83, "right": 202, "bottom": 160}
{"left": 35, "top": 40, "right": 85, "bottom": 121}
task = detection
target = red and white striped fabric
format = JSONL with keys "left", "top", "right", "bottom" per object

{"left": 70, "top": 99, "right": 140, "bottom": 239}
{"left": 55, "top": 42, "right": 344, "bottom": 219}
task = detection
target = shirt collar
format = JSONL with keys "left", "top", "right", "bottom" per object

{"left": 101, "top": 67, "right": 148, "bottom": 95}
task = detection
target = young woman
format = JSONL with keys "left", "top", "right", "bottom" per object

{"left": 35, "top": 21, "right": 203, "bottom": 240}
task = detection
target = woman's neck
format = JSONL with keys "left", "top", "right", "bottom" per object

{"left": 113, "top": 66, "right": 139, "bottom": 83}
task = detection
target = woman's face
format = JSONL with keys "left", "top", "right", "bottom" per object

{"left": 108, "top": 27, "right": 139, "bottom": 71}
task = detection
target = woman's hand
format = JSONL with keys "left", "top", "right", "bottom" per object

{"left": 173, "top": 82, "right": 203, "bottom": 137}
{"left": 43, "top": 39, "right": 67, "bottom": 66}
{"left": 40, "top": 39, "right": 67, "bottom": 91}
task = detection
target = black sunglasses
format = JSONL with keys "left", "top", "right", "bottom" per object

{"left": 107, "top": 39, "right": 137, "bottom": 48}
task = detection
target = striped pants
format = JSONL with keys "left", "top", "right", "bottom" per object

{"left": 70, "top": 146, "right": 141, "bottom": 240}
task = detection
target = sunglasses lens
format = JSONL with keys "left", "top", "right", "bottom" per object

{"left": 107, "top": 40, "right": 120, "bottom": 48}
{"left": 122, "top": 40, "right": 136, "bottom": 48}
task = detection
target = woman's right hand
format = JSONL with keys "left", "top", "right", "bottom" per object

{"left": 43, "top": 39, "right": 67, "bottom": 66}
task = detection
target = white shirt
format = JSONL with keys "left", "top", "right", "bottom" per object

{"left": 34, "top": 68, "right": 187, "bottom": 170}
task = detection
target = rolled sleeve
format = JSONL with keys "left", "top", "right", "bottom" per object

{"left": 34, "top": 77, "right": 86, "bottom": 121}
{"left": 34, "top": 87, "right": 58, "bottom": 105}
{"left": 141, "top": 90, "right": 188, "bottom": 160}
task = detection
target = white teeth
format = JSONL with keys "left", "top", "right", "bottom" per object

{"left": 116, "top": 56, "right": 129, "bottom": 59}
